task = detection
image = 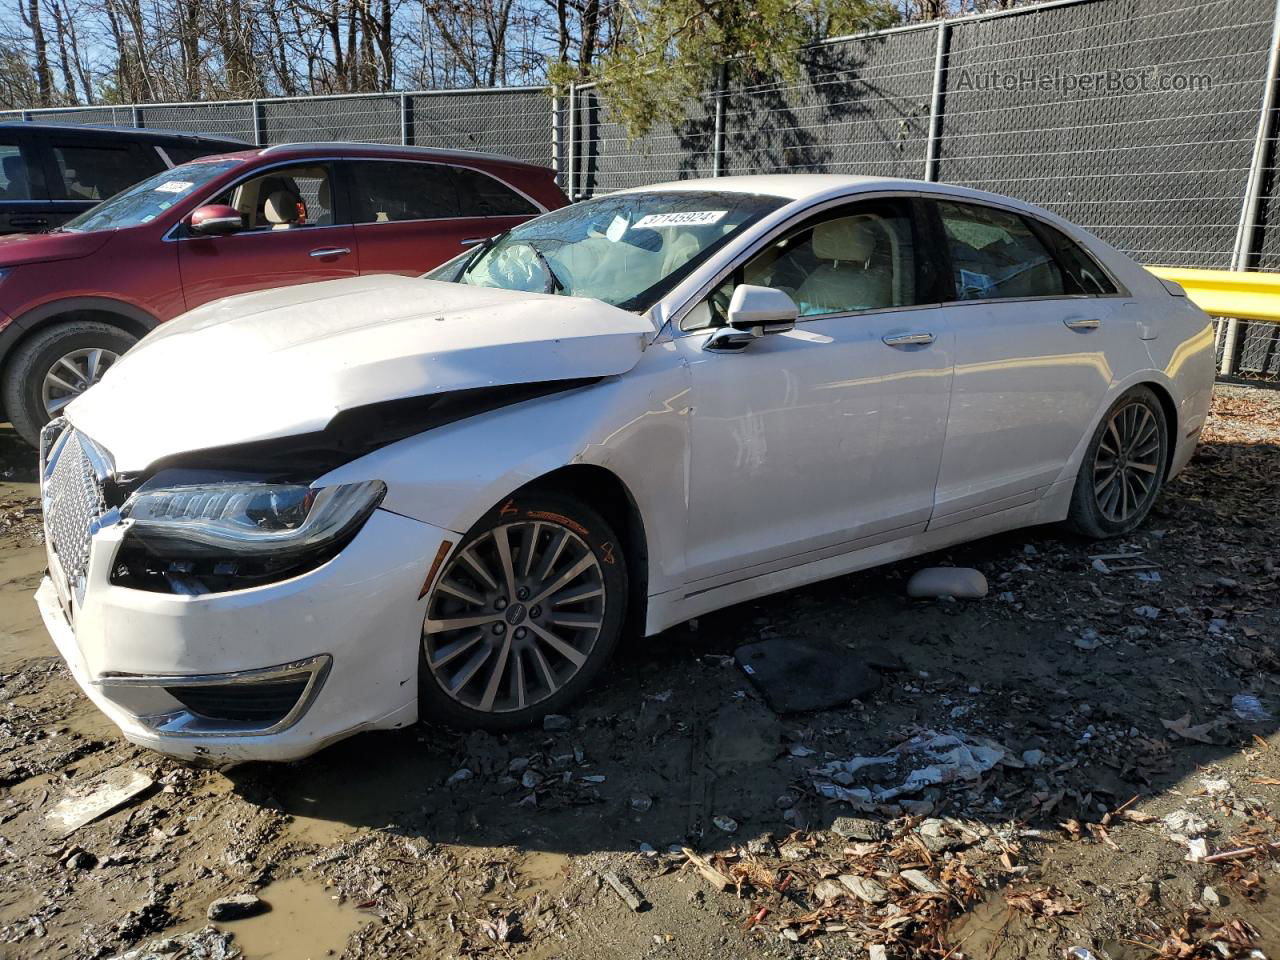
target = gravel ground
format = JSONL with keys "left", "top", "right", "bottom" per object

{"left": 0, "top": 384, "right": 1278, "bottom": 960}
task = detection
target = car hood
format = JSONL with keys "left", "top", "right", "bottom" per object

{"left": 0, "top": 229, "right": 112, "bottom": 266}
{"left": 68, "top": 274, "right": 656, "bottom": 472}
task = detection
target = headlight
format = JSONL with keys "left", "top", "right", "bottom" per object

{"left": 122, "top": 480, "right": 386, "bottom": 558}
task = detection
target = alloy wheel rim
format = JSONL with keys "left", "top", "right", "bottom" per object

{"left": 41, "top": 347, "right": 120, "bottom": 417}
{"left": 423, "top": 521, "right": 606, "bottom": 713}
{"left": 1093, "top": 401, "right": 1161, "bottom": 523}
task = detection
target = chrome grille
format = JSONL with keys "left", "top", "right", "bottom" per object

{"left": 41, "top": 421, "right": 110, "bottom": 600}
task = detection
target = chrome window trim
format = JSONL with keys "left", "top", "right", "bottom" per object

{"left": 667, "top": 189, "right": 1130, "bottom": 335}
{"left": 97, "top": 653, "right": 332, "bottom": 738}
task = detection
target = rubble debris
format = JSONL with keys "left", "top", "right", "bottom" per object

{"left": 682, "top": 848, "right": 731, "bottom": 892}
{"left": 900, "top": 869, "right": 942, "bottom": 894}
{"left": 812, "top": 730, "right": 1007, "bottom": 803}
{"left": 906, "top": 566, "right": 988, "bottom": 599}
{"left": 207, "top": 893, "right": 268, "bottom": 922}
{"left": 735, "top": 638, "right": 879, "bottom": 713}
{"left": 603, "top": 870, "right": 648, "bottom": 912}
{"left": 1161, "top": 714, "right": 1221, "bottom": 744}
{"left": 837, "top": 874, "right": 889, "bottom": 904}
{"left": 1231, "top": 694, "right": 1272, "bottom": 722}
{"left": 106, "top": 926, "right": 239, "bottom": 960}
{"left": 46, "top": 768, "right": 153, "bottom": 836}
{"left": 543, "top": 714, "right": 573, "bottom": 732}
{"left": 712, "top": 814, "right": 738, "bottom": 833}
{"left": 829, "top": 816, "right": 882, "bottom": 840}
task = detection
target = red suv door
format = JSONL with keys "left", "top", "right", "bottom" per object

{"left": 177, "top": 161, "right": 359, "bottom": 310}
{"left": 344, "top": 159, "right": 540, "bottom": 276}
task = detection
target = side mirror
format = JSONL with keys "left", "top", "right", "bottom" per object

{"left": 706, "top": 285, "right": 798, "bottom": 351}
{"left": 189, "top": 204, "right": 244, "bottom": 236}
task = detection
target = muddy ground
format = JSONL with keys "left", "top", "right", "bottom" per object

{"left": 1, "top": 385, "right": 1279, "bottom": 960}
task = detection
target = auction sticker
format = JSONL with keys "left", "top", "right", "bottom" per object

{"left": 634, "top": 210, "right": 727, "bottom": 228}
{"left": 153, "top": 180, "right": 194, "bottom": 193}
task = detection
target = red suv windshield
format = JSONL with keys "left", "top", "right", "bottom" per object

{"left": 63, "top": 159, "right": 241, "bottom": 233}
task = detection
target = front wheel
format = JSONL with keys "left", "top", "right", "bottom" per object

{"left": 3, "top": 320, "right": 137, "bottom": 447}
{"left": 1066, "top": 385, "right": 1168, "bottom": 539}
{"left": 418, "top": 492, "right": 627, "bottom": 730}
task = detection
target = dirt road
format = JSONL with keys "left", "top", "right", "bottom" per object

{"left": 2, "top": 386, "right": 1279, "bottom": 960}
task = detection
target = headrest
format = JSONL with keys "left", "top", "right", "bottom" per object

{"left": 317, "top": 179, "right": 330, "bottom": 209}
{"left": 263, "top": 190, "right": 300, "bottom": 224}
{"left": 811, "top": 216, "right": 879, "bottom": 262}
{"left": 2, "top": 155, "right": 23, "bottom": 178}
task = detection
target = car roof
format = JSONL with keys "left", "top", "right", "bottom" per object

{"left": 0, "top": 121, "right": 246, "bottom": 145}
{"left": 254, "top": 141, "right": 542, "bottom": 169}
{"left": 619, "top": 174, "right": 1055, "bottom": 218}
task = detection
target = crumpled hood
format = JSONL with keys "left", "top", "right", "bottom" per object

{"left": 68, "top": 274, "right": 655, "bottom": 472}
{"left": 0, "top": 229, "right": 112, "bottom": 267}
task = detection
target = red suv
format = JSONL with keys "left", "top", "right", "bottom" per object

{"left": 0, "top": 142, "right": 567, "bottom": 445}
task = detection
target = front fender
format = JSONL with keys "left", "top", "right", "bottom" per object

{"left": 317, "top": 343, "right": 692, "bottom": 597}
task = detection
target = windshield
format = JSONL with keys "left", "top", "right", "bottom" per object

{"left": 62, "top": 159, "right": 242, "bottom": 233}
{"left": 431, "top": 190, "right": 788, "bottom": 311}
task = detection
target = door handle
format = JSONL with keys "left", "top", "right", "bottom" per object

{"left": 1064, "top": 317, "right": 1101, "bottom": 330}
{"left": 309, "top": 246, "right": 351, "bottom": 258}
{"left": 882, "top": 331, "right": 935, "bottom": 347}
{"left": 9, "top": 216, "right": 49, "bottom": 228}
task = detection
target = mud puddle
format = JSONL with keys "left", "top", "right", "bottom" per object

{"left": 214, "top": 878, "right": 369, "bottom": 959}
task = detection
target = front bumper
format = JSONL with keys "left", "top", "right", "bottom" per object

{"left": 37, "top": 509, "right": 451, "bottom": 763}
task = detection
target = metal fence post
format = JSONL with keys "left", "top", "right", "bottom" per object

{"left": 551, "top": 91, "right": 561, "bottom": 186}
{"left": 20, "top": 110, "right": 32, "bottom": 122}
{"left": 924, "top": 19, "right": 951, "bottom": 182}
{"left": 399, "top": 93, "right": 410, "bottom": 145}
{"left": 131, "top": 105, "right": 142, "bottom": 127}
{"left": 712, "top": 63, "right": 728, "bottom": 177}
{"left": 1223, "top": 0, "right": 1280, "bottom": 375}
{"left": 251, "top": 100, "right": 266, "bottom": 146}
{"left": 567, "top": 82, "right": 577, "bottom": 200}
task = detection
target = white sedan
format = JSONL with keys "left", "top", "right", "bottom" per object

{"left": 36, "top": 175, "right": 1215, "bottom": 762}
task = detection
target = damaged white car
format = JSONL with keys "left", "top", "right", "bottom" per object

{"left": 36, "top": 175, "right": 1215, "bottom": 762}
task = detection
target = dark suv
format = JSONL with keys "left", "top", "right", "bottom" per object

{"left": 0, "top": 123, "right": 246, "bottom": 234}
{"left": 0, "top": 141, "right": 567, "bottom": 445}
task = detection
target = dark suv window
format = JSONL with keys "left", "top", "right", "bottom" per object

{"left": 937, "top": 200, "right": 1065, "bottom": 301}
{"left": 348, "top": 160, "right": 461, "bottom": 223}
{"left": 454, "top": 167, "right": 537, "bottom": 217}
{"left": 51, "top": 142, "right": 162, "bottom": 201}
{"left": 0, "top": 141, "right": 33, "bottom": 199}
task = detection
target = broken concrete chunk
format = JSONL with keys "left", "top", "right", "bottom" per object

{"left": 900, "top": 869, "right": 941, "bottom": 894}
{"left": 830, "top": 816, "right": 883, "bottom": 841}
{"left": 603, "top": 870, "right": 648, "bottom": 911}
{"left": 838, "top": 874, "right": 890, "bottom": 904}
{"left": 46, "top": 769, "right": 153, "bottom": 837}
{"left": 1202, "top": 885, "right": 1221, "bottom": 907}
{"left": 207, "top": 893, "right": 267, "bottom": 922}
{"left": 906, "top": 567, "right": 988, "bottom": 600}
{"left": 543, "top": 714, "right": 572, "bottom": 732}
{"left": 812, "top": 879, "right": 846, "bottom": 902}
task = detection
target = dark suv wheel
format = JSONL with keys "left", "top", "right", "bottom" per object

{"left": 3, "top": 320, "right": 136, "bottom": 447}
{"left": 1066, "top": 385, "right": 1168, "bottom": 539}
{"left": 419, "top": 492, "right": 627, "bottom": 730}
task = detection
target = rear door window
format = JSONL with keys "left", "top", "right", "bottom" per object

{"left": 936, "top": 200, "right": 1065, "bottom": 301}
{"left": 453, "top": 167, "right": 537, "bottom": 217}
{"left": 348, "top": 160, "right": 461, "bottom": 223}
{"left": 51, "top": 141, "right": 164, "bottom": 201}
{"left": 1033, "top": 221, "right": 1118, "bottom": 295}
{"left": 0, "top": 140, "right": 36, "bottom": 199}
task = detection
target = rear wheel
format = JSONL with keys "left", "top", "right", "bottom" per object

{"left": 418, "top": 492, "right": 627, "bottom": 730}
{"left": 4, "top": 320, "right": 136, "bottom": 447}
{"left": 1066, "top": 385, "right": 1168, "bottom": 538}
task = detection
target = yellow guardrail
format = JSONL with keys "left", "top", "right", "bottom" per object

{"left": 1147, "top": 266, "right": 1280, "bottom": 323}
{"left": 1145, "top": 266, "right": 1280, "bottom": 376}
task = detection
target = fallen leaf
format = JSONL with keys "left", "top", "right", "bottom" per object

{"left": 1161, "top": 713, "right": 1221, "bottom": 744}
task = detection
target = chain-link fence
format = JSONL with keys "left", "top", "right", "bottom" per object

{"left": 3, "top": 0, "right": 1280, "bottom": 380}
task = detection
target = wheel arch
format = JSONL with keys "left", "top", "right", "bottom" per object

{"left": 515, "top": 463, "right": 651, "bottom": 642}
{"left": 1139, "top": 378, "right": 1180, "bottom": 481}
{"left": 0, "top": 296, "right": 158, "bottom": 373}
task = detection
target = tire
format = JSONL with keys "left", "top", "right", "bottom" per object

{"left": 3, "top": 320, "right": 137, "bottom": 447}
{"left": 1065, "top": 385, "right": 1169, "bottom": 539}
{"left": 418, "top": 491, "right": 628, "bottom": 731}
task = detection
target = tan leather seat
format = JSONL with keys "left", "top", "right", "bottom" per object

{"left": 263, "top": 189, "right": 302, "bottom": 230}
{"left": 795, "top": 216, "right": 893, "bottom": 314}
